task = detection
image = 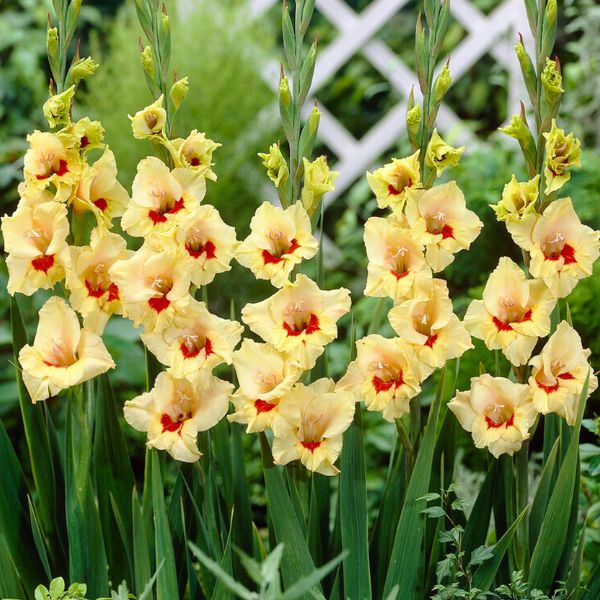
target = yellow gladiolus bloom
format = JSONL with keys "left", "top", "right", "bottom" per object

{"left": 507, "top": 197, "right": 599, "bottom": 298}
{"left": 124, "top": 371, "right": 232, "bottom": 462}
{"left": 129, "top": 95, "right": 167, "bottom": 140}
{"left": 2, "top": 201, "right": 70, "bottom": 296}
{"left": 67, "top": 227, "right": 133, "bottom": 333}
{"left": 363, "top": 215, "right": 432, "bottom": 300}
{"left": 405, "top": 181, "right": 483, "bottom": 272}
{"left": 543, "top": 121, "right": 581, "bottom": 195}
{"left": 241, "top": 273, "right": 351, "bottom": 370}
{"left": 529, "top": 321, "right": 598, "bottom": 425}
{"left": 236, "top": 201, "right": 318, "bottom": 288}
{"left": 301, "top": 156, "right": 339, "bottom": 217}
{"left": 366, "top": 151, "right": 421, "bottom": 214}
{"left": 109, "top": 246, "right": 193, "bottom": 332}
{"left": 491, "top": 175, "right": 539, "bottom": 223}
{"left": 464, "top": 257, "right": 556, "bottom": 366}
{"left": 175, "top": 204, "right": 237, "bottom": 287}
{"left": 338, "top": 335, "right": 427, "bottom": 421}
{"left": 73, "top": 147, "right": 129, "bottom": 226}
{"left": 388, "top": 277, "right": 472, "bottom": 369}
{"left": 23, "top": 131, "right": 82, "bottom": 202}
{"left": 121, "top": 156, "right": 206, "bottom": 239}
{"left": 272, "top": 378, "right": 355, "bottom": 476}
{"left": 141, "top": 299, "right": 242, "bottom": 378}
{"left": 172, "top": 130, "right": 220, "bottom": 181}
{"left": 18, "top": 297, "right": 115, "bottom": 403}
{"left": 449, "top": 374, "right": 537, "bottom": 458}
{"left": 228, "top": 339, "right": 303, "bottom": 433}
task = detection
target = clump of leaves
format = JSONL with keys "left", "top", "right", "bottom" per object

{"left": 33, "top": 578, "right": 87, "bottom": 600}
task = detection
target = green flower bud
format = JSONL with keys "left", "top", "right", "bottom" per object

{"left": 425, "top": 129, "right": 464, "bottom": 176}
{"left": 47, "top": 27, "right": 59, "bottom": 59}
{"left": 170, "top": 76, "right": 189, "bottom": 110}
{"left": 301, "top": 155, "right": 339, "bottom": 217}
{"left": 141, "top": 45, "right": 155, "bottom": 80}
{"left": 499, "top": 114, "right": 530, "bottom": 142}
{"left": 541, "top": 58, "right": 563, "bottom": 103}
{"left": 545, "top": 0, "right": 557, "bottom": 27}
{"left": 407, "top": 103, "right": 422, "bottom": 136}
{"left": 433, "top": 63, "right": 452, "bottom": 103}
{"left": 514, "top": 40, "right": 537, "bottom": 102}
{"left": 279, "top": 75, "right": 292, "bottom": 109}
{"left": 258, "top": 143, "right": 289, "bottom": 189}
{"left": 308, "top": 105, "right": 321, "bottom": 135}
{"left": 67, "top": 56, "right": 99, "bottom": 85}
{"left": 43, "top": 86, "right": 76, "bottom": 129}
{"left": 543, "top": 120, "right": 581, "bottom": 194}
{"left": 162, "top": 14, "right": 169, "bottom": 34}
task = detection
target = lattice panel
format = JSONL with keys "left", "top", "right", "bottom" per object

{"left": 178, "top": 0, "right": 532, "bottom": 205}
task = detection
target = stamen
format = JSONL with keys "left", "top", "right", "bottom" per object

{"left": 26, "top": 228, "right": 44, "bottom": 239}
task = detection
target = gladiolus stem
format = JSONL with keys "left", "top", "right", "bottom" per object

{"left": 515, "top": 441, "right": 530, "bottom": 575}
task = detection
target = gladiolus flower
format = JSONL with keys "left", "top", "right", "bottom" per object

{"left": 543, "top": 121, "right": 580, "bottom": 194}
{"left": 363, "top": 215, "right": 431, "bottom": 300}
{"left": 388, "top": 278, "right": 472, "bottom": 369}
{"left": 272, "top": 378, "right": 355, "bottom": 476}
{"left": 491, "top": 175, "right": 539, "bottom": 223}
{"left": 2, "top": 201, "right": 70, "bottom": 296}
{"left": 405, "top": 181, "right": 483, "bottom": 272}
{"left": 228, "top": 339, "right": 303, "bottom": 433}
{"left": 67, "top": 227, "right": 133, "bottom": 333}
{"left": 236, "top": 202, "right": 318, "bottom": 288}
{"left": 258, "top": 143, "right": 289, "bottom": 189}
{"left": 529, "top": 321, "right": 598, "bottom": 425}
{"left": 121, "top": 156, "right": 206, "bottom": 239}
{"left": 172, "top": 130, "right": 220, "bottom": 181}
{"left": 448, "top": 374, "right": 537, "bottom": 458}
{"left": 43, "top": 86, "right": 75, "bottom": 129}
{"left": 15, "top": 182, "right": 56, "bottom": 207}
{"left": 18, "top": 297, "right": 115, "bottom": 403}
{"left": 425, "top": 129, "right": 464, "bottom": 176}
{"left": 141, "top": 299, "right": 242, "bottom": 377}
{"left": 124, "top": 371, "right": 232, "bottom": 462}
{"left": 507, "top": 197, "right": 599, "bottom": 298}
{"left": 175, "top": 205, "right": 237, "bottom": 286}
{"left": 301, "top": 156, "right": 339, "bottom": 217}
{"left": 109, "top": 246, "right": 193, "bottom": 332}
{"left": 129, "top": 95, "right": 167, "bottom": 140}
{"left": 23, "top": 131, "right": 81, "bottom": 202}
{"left": 73, "top": 147, "right": 129, "bottom": 226}
{"left": 241, "top": 274, "right": 351, "bottom": 370}
{"left": 66, "top": 117, "right": 105, "bottom": 152}
{"left": 338, "top": 335, "right": 427, "bottom": 421}
{"left": 366, "top": 151, "right": 421, "bottom": 213}
{"left": 464, "top": 257, "right": 556, "bottom": 365}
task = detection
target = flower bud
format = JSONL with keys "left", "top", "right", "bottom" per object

{"left": 170, "top": 76, "right": 189, "bottom": 110}
{"left": 47, "top": 27, "right": 58, "bottom": 59}
{"left": 491, "top": 174, "right": 539, "bottom": 222}
{"left": 279, "top": 75, "right": 292, "bottom": 109}
{"left": 308, "top": 105, "right": 321, "bottom": 135}
{"left": 425, "top": 129, "right": 464, "bottom": 176}
{"left": 543, "top": 120, "right": 581, "bottom": 194}
{"left": 301, "top": 155, "right": 339, "bottom": 217}
{"left": 406, "top": 103, "right": 422, "bottom": 136}
{"left": 141, "top": 45, "right": 154, "bottom": 80}
{"left": 514, "top": 40, "right": 537, "bottom": 102}
{"left": 162, "top": 14, "right": 169, "bottom": 34}
{"left": 43, "top": 86, "right": 76, "bottom": 129}
{"left": 541, "top": 57, "right": 563, "bottom": 103}
{"left": 258, "top": 143, "right": 289, "bottom": 189}
{"left": 129, "top": 95, "right": 167, "bottom": 140}
{"left": 67, "top": 56, "right": 99, "bottom": 85}
{"left": 433, "top": 63, "right": 452, "bottom": 103}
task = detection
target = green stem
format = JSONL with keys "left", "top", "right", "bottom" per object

{"left": 515, "top": 441, "right": 530, "bottom": 575}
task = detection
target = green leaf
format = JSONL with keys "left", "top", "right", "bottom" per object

{"left": 471, "top": 505, "right": 528, "bottom": 591}
{"left": 528, "top": 373, "right": 590, "bottom": 592}
{"left": 281, "top": 552, "right": 347, "bottom": 600}
{"left": 132, "top": 490, "right": 153, "bottom": 599}
{"left": 529, "top": 438, "right": 559, "bottom": 550}
{"left": 566, "top": 523, "right": 585, "bottom": 597}
{"left": 583, "top": 561, "right": 600, "bottom": 600}
{"left": 340, "top": 406, "right": 371, "bottom": 600}
{"left": 188, "top": 542, "right": 256, "bottom": 600}
{"left": 27, "top": 496, "right": 52, "bottom": 582}
{"left": 10, "top": 297, "right": 58, "bottom": 543}
{"left": 151, "top": 452, "right": 179, "bottom": 599}
{"left": 259, "top": 433, "right": 323, "bottom": 599}
{"left": 382, "top": 365, "right": 447, "bottom": 597}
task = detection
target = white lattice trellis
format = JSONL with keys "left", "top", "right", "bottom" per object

{"left": 179, "top": 0, "right": 533, "bottom": 205}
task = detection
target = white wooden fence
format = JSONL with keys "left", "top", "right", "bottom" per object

{"left": 179, "top": 0, "right": 532, "bottom": 205}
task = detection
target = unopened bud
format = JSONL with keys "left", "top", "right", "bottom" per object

{"left": 68, "top": 56, "right": 99, "bottom": 85}
{"left": 170, "top": 76, "right": 189, "bottom": 110}
{"left": 43, "top": 85, "right": 75, "bottom": 128}
{"left": 407, "top": 103, "right": 421, "bottom": 135}
{"left": 141, "top": 45, "right": 154, "bottom": 80}
{"left": 279, "top": 75, "right": 292, "bottom": 109}
{"left": 433, "top": 63, "right": 452, "bottom": 102}
{"left": 541, "top": 57, "right": 563, "bottom": 103}
{"left": 308, "top": 105, "right": 321, "bottom": 135}
{"left": 47, "top": 27, "right": 58, "bottom": 59}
